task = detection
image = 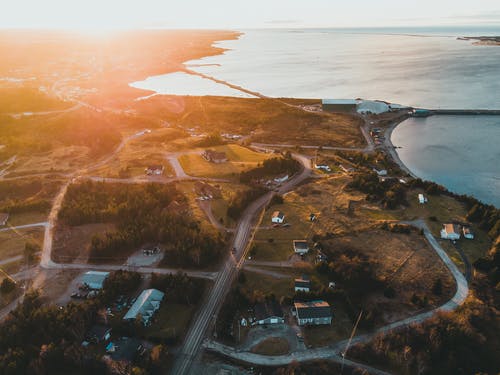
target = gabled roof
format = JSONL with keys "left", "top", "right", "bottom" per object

{"left": 293, "top": 240, "right": 309, "bottom": 251}
{"left": 443, "top": 223, "right": 460, "bottom": 235}
{"left": 272, "top": 211, "right": 285, "bottom": 219}
{"left": 82, "top": 271, "right": 110, "bottom": 289}
{"left": 254, "top": 300, "right": 283, "bottom": 321}
{"left": 294, "top": 300, "right": 332, "bottom": 319}
{"left": 123, "top": 289, "right": 164, "bottom": 321}
{"left": 294, "top": 279, "right": 311, "bottom": 288}
{"left": 322, "top": 99, "right": 358, "bottom": 105}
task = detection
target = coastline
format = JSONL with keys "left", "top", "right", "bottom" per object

{"left": 383, "top": 118, "right": 417, "bottom": 179}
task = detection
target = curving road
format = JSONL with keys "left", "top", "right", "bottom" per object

{"left": 204, "top": 219, "right": 469, "bottom": 372}
{"left": 170, "top": 153, "right": 313, "bottom": 375}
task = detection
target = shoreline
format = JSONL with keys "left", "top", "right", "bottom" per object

{"left": 383, "top": 118, "right": 417, "bottom": 179}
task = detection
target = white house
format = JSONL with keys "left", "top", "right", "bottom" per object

{"left": 418, "top": 194, "right": 428, "bottom": 204}
{"left": 462, "top": 227, "right": 474, "bottom": 240}
{"left": 145, "top": 165, "right": 164, "bottom": 176}
{"left": 294, "top": 276, "right": 311, "bottom": 292}
{"left": 271, "top": 211, "right": 285, "bottom": 224}
{"left": 440, "top": 224, "right": 461, "bottom": 240}
{"left": 274, "top": 174, "right": 289, "bottom": 184}
{"left": 315, "top": 164, "right": 331, "bottom": 172}
{"left": 293, "top": 240, "right": 309, "bottom": 255}
{"left": 253, "top": 300, "right": 284, "bottom": 325}
{"left": 294, "top": 300, "right": 332, "bottom": 326}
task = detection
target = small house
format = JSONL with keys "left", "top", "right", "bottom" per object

{"left": 145, "top": 165, "right": 164, "bottom": 175}
{"left": 271, "top": 211, "right": 285, "bottom": 224}
{"left": 0, "top": 213, "right": 8, "bottom": 226}
{"left": 294, "top": 275, "right": 311, "bottom": 292}
{"left": 253, "top": 300, "right": 284, "bottom": 325}
{"left": 294, "top": 300, "right": 332, "bottom": 326}
{"left": 373, "top": 168, "right": 388, "bottom": 176}
{"left": 315, "top": 164, "right": 331, "bottom": 172}
{"left": 418, "top": 193, "right": 428, "bottom": 204}
{"left": 309, "top": 213, "right": 317, "bottom": 222}
{"left": 202, "top": 150, "right": 228, "bottom": 163}
{"left": 82, "top": 271, "right": 110, "bottom": 290}
{"left": 440, "top": 224, "right": 461, "bottom": 240}
{"left": 274, "top": 174, "right": 289, "bottom": 184}
{"left": 462, "top": 227, "right": 474, "bottom": 240}
{"left": 293, "top": 240, "right": 309, "bottom": 255}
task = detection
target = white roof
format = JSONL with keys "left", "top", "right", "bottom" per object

{"left": 82, "top": 271, "right": 110, "bottom": 289}
{"left": 322, "top": 99, "right": 358, "bottom": 105}
{"left": 123, "top": 289, "right": 164, "bottom": 321}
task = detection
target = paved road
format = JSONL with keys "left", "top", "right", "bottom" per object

{"left": 170, "top": 153, "right": 314, "bottom": 375}
{"left": 0, "top": 222, "right": 48, "bottom": 233}
{"left": 206, "top": 218, "right": 469, "bottom": 372}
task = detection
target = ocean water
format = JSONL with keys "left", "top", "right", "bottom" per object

{"left": 130, "top": 27, "right": 500, "bottom": 206}
{"left": 391, "top": 116, "right": 500, "bottom": 207}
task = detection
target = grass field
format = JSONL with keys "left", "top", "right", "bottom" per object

{"left": 179, "top": 144, "right": 273, "bottom": 179}
{"left": 241, "top": 269, "right": 295, "bottom": 298}
{"left": 0, "top": 227, "right": 44, "bottom": 260}
{"left": 145, "top": 303, "right": 196, "bottom": 342}
{"left": 6, "top": 212, "right": 48, "bottom": 227}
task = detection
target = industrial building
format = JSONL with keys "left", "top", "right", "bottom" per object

{"left": 82, "top": 271, "right": 110, "bottom": 290}
{"left": 321, "top": 99, "right": 358, "bottom": 113}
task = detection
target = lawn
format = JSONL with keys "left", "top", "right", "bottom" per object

{"left": 144, "top": 303, "right": 196, "bottom": 342}
{"left": 179, "top": 144, "right": 272, "bottom": 179}
{"left": 250, "top": 240, "right": 295, "bottom": 262}
{"left": 6, "top": 212, "right": 48, "bottom": 227}
{"left": 303, "top": 302, "right": 355, "bottom": 348}
{"left": 250, "top": 337, "right": 290, "bottom": 355}
{"left": 0, "top": 227, "right": 44, "bottom": 260}
{"left": 241, "top": 269, "right": 295, "bottom": 298}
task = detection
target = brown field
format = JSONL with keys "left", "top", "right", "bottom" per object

{"left": 52, "top": 223, "right": 116, "bottom": 263}
{"left": 250, "top": 337, "right": 290, "bottom": 356}
{"left": 0, "top": 227, "right": 44, "bottom": 260}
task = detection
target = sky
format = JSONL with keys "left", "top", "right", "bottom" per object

{"left": 1, "top": 0, "right": 500, "bottom": 30}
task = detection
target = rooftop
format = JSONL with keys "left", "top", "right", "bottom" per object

{"left": 254, "top": 300, "right": 283, "bottom": 321}
{"left": 294, "top": 300, "right": 332, "bottom": 319}
{"left": 293, "top": 240, "right": 309, "bottom": 250}
{"left": 123, "top": 288, "right": 164, "bottom": 322}
{"left": 322, "top": 99, "right": 358, "bottom": 105}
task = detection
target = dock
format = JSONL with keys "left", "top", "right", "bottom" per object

{"left": 411, "top": 108, "right": 500, "bottom": 117}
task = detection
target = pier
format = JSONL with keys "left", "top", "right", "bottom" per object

{"left": 412, "top": 108, "right": 500, "bottom": 117}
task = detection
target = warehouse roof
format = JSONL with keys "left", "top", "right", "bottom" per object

{"left": 123, "top": 289, "right": 164, "bottom": 323}
{"left": 82, "top": 271, "right": 110, "bottom": 290}
{"left": 322, "top": 99, "right": 358, "bottom": 105}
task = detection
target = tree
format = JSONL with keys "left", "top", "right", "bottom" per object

{"left": 432, "top": 278, "right": 443, "bottom": 295}
{"left": 0, "top": 278, "right": 16, "bottom": 294}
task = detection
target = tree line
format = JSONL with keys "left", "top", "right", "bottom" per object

{"left": 239, "top": 156, "right": 300, "bottom": 184}
{"left": 59, "top": 181, "right": 225, "bottom": 268}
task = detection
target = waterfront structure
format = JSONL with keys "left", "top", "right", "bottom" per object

{"left": 321, "top": 99, "right": 358, "bottom": 113}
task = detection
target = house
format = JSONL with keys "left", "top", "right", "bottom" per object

{"left": 86, "top": 325, "right": 112, "bottom": 343}
{"left": 294, "top": 275, "right": 311, "bottom": 292}
{"left": 123, "top": 289, "right": 164, "bottom": 326}
{"left": 440, "top": 224, "right": 461, "bottom": 240}
{"left": 418, "top": 193, "right": 428, "bottom": 204}
{"left": 373, "top": 168, "right": 388, "bottom": 176}
{"left": 294, "top": 300, "right": 332, "bottom": 326}
{"left": 271, "top": 211, "right": 285, "bottom": 224}
{"left": 253, "top": 300, "right": 284, "bottom": 325}
{"left": 82, "top": 271, "right": 110, "bottom": 290}
{"left": 315, "top": 164, "right": 331, "bottom": 172}
{"left": 293, "top": 240, "right": 309, "bottom": 255}
{"left": 202, "top": 150, "right": 228, "bottom": 163}
{"left": 322, "top": 99, "right": 358, "bottom": 113}
{"left": 462, "top": 226, "right": 474, "bottom": 239}
{"left": 0, "top": 213, "right": 8, "bottom": 226}
{"left": 309, "top": 213, "right": 317, "bottom": 222}
{"left": 194, "top": 181, "right": 222, "bottom": 199}
{"left": 108, "top": 337, "right": 144, "bottom": 363}
{"left": 274, "top": 174, "right": 289, "bottom": 184}
{"left": 145, "top": 165, "right": 164, "bottom": 175}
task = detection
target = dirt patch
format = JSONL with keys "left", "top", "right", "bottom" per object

{"left": 52, "top": 223, "right": 116, "bottom": 263}
{"left": 250, "top": 337, "right": 290, "bottom": 356}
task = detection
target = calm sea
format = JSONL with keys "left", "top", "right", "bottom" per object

{"left": 131, "top": 27, "right": 500, "bottom": 206}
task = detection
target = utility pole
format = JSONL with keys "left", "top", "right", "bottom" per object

{"left": 341, "top": 310, "right": 363, "bottom": 374}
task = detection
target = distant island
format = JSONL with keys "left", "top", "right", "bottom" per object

{"left": 458, "top": 36, "right": 500, "bottom": 46}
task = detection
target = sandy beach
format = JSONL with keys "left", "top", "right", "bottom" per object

{"left": 383, "top": 119, "right": 417, "bottom": 179}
